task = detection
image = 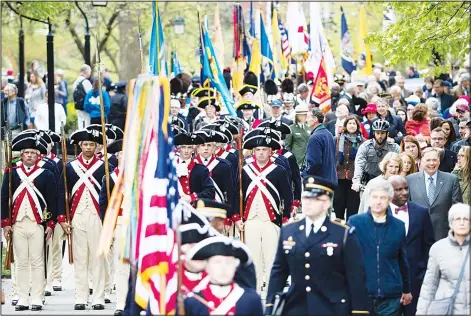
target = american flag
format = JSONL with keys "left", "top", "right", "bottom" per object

{"left": 278, "top": 18, "right": 291, "bottom": 59}
{"left": 135, "top": 79, "right": 180, "bottom": 315}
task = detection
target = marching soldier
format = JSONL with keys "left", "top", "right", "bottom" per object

{"left": 265, "top": 176, "right": 370, "bottom": 316}
{"left": 238, "top": 71, "right": 259, "bottom": 102}
{"left": 174, "top": 130, "right": 215, "bottom": 203}
{"left": 170, "top": 78, "right": 189, "bottom": 131}
{"left": 235, "top": 101, "right": 262, "bottom": 130}
{"left": 184, "top": 236, "right": 263, "bottom": 315}
{"left": 98, "top": 139, "right": 129, "bottom": 316}
{"left": 1, "top": 134, "right": 57, "bottom": 311}
{"left": 192, "top": 88, "right": 222, "bottom": 130}
{"left": 57, "top": 128, "right": 113, "bottom": 310}
{"left": 234, "top": 133, "right": 293, "bottom": 292}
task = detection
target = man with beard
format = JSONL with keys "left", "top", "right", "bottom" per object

{"left": 352, "top": 119, "right": 400, "bottom": 192}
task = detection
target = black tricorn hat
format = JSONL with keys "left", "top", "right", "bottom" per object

{"left": 174, "top": 132, "right": 205, "bottom": 146}
{"left": 12, "top": 131, "right": 48, "bottom": 154}
{"left": 69, "top": 128, "right": 104, "bottom": 145}
{"left": 235, "top": 100, "right": 261, "bottom": 111}
{"left": 258, "top": 120, "right": 291, "bottom": 135}
{"left": 243, "top": 134, "right": 281, "bottom": 150}
{"left": 107, "top": 140, "right": 123, "bottom": 154}
{"left": 86, "top": 124, "right": 116, "bottom": 140}
{"left": 186, "top": 236, "right": 252, "bottom": 265}
{"left": 179, "top": 207, "right": 212, "bottom": 245}
{"left": 195, "top": 198, "right": 230, "bottom": 219}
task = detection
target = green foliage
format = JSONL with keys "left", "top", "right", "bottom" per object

{"left": 65, "top": 103, "right": 77, "bottom": 134}
{"left": 367, "top": 2, "right": 470, "bottom": 74}
{"left": 3, "top": 2, "right": 73, "bottom": 23}
{"left": 2, "top": 247, "right": 11, "bottom": 277}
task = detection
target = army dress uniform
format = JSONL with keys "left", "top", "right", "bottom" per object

{"left": 239, "top": 134, "right": 293, "bottom": 291}
{"left": 57, "top": 129, "right": 113, "bottom": 310}
{"left": 265, "top": 177, "right": 370, "bottom": 316}
{"left": 1, "top": 137, "right": 57, "bottom": 311}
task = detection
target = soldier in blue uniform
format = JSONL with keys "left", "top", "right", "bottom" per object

{"left": 1, "top": 135, "right": 57, "bottom": 311}
{"left": 184, "top": 235, "right": 263, "bottom": 316}
{"left": 57, "top": 128, "right": 113, "bottom": 311}
{"left": 174, "top": 130, "right": 215, "bottom": 203}
{"left": 265, "top": 176, "right": 371, "bottom": 316}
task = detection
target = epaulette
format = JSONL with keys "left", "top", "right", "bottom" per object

{"left": 330, "top": 218, "right": 350, "bottom": 229}
{"left": 283, "top": 218, "right": 303, "bottom": 227}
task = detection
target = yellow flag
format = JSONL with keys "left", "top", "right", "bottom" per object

{"left": 359, "top": 5, "right": 372, "bottom": 75}
{"left": 249, "top": 39, "right": 262, "bottom": 77}
{"left": 271, "top": 8, "right": 285, "bottom": 77}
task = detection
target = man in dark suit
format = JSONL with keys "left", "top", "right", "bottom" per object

{"left": 388, "top": 175, "right": 435, "bottom": 316}
{"left": 432, "top": 79, "right": 455, "bottom": 114}
{"left": 430, "top": 127, "right": 457, "bottom": 173}
{"left": 406, "top": 148, "right": 463, "bottom": 241}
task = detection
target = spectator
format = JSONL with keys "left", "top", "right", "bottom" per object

{"left": 389, "top": 85, "right": 405, "bottom": 107}
{"left": 406, "top": 147, "right": 463, "bottom": 240}
{"left": 422, "top": 76, "right": 434, "bottom": 99}
{"left": 424, "top": 97, "right": 440, "bottom": 118}
{"left": 451, "top": 72, "right": 470, "bottom": 98}
{"left": 361, "top": 103, "right": 377, "bottom": 135}
{"left": 405, "top": 105, "right": 431, "bottom": 143}
{"left": 456, "top": 119, "right": 470, "bottom": 142}
{"left": 396, "top": 108, "right": 407, "bottom": 125}
{"left": 405, "top": 103, "right": 415, "bottom": 121}
{"left": 296, "top": 83, "right": 309, "bottom": 105}
{"left": 303, "top": 108, "right": 337, "bottom": 184}
{"left": 34, "top": 91, "right": 66, "bottom": 134}
{"left": 55, "top": 69, "right": 68, "bottom": 106}
{"left": 330, "top": 82, "right": 341, "bottom": 111}
{"left": 100, "top": 67, "right": 113, "bottom": 92}
{"left": 440, "top": 120, "right": 457, "bottom": 150}
{"left": 339, "top": 83, "right": 356, "bottom": 113}
{"left": 370, "top": 97, "right": 406, "bottom": 144}
{"left": 366, "top": 81, "right": 382, "bottom": 102}
{"left": 83, "top": 78, "right": 111, "bottom": 125}
{"left": 414, "top": 87, "right": 425, "bottom": 103}
{"left": 430, "top": 127, "right": 457, "bottom": 173}
{"left": 431, "top": 79, "right": 455, "bottom": 114}
{"left": 407, "top": 66, "right": 419, "bottom": 79}
{"left": 285, "top": 103, "right": 310, "bottom": 167}
{"left": 359, "top": 152, "right": 403, "bottom": 213}
{"left": 348, "top": 178, "right": 412, "bottom": 316}
{"left": 54, "top": 71, "right": 67, "bottom": 116}
{"left": 400, "top": 152, "right": 416, "bottom": 177}
{"left": 73, "top": 64, "right": 93, "bottom": 129}
{"left": 405, "top": 95, "right": 421, "bottom": 107}
{"left": 417, "top": 203, "right": 470, "bottom": 315}
{"left": 1, "top": 83, "right": 29, "bottom": 138}
{"left": 429, "top": 116, "right": 443, "bottom": 132}
{"left": 452, "top": 146, "right": 470, "bottom": 205}
{"left": 352, "top": 119, "right": 400, "bottom": 193}
{"left": 387, "top": 175, "right": 435, "bottom": 316}
{"left": 356, "top": 80, "right": 366, "bottom": 93}
{"left": 455, "top": 101, "right": 470, "bottom": 122}
{"left": 452, "top": 120, "right": 471, "bottom": 153}
{"left": 400, "top": 135, "right": 423, "bottom": 170}
{"left": 333, "top": 115, "right": 364, "bottom": 220}
{"left": 25, "top": 71, "right": 46, "bottom": 124}
{"left": 396, "top": 75, "right": 412, "bottom": 98}
{"left": 325, "top": 102, "right": 349, "bottom": 138}
{"left": 109, "top": 81, "right": 128, "bottom": 130}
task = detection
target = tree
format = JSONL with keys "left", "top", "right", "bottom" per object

{"left": 367, "top": 2, "right": 470, "bottom": 73}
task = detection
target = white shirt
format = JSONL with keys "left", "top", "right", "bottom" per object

{"left": 73, "top": 75, "right": 93, "bottom": 93}
{"left": 390, "top": 202, "right": 409, "bottom": 236}
{"left": 335, "top": 118, "right": 346, "bottom": 137}
{"left": 424, "top": 171, "right": 438, "bottom": 195}
{"left": 34, "top": 102, "right": 66, "bottom": 133}
{"left": 305, "top": 215, "right": 326, "bottom": 237}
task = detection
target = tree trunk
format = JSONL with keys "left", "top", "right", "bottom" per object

{"left": 118, "top": 7, "right": 141, "bottom": 81}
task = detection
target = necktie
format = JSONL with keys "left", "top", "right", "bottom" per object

{"left": 395, "top": 205, "right": 408, "bottom": 214}
{"left": 427, "top": 177, "right": 436, "bottom": 205}
{"left": 308, "top": 224, "right": 316, "bottom": 238}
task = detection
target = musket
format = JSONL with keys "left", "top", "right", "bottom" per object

{"left": 95, "top": 35, "right": 111, "bottom": 200}
{"left": 3, "top": 125, "right": 14, "bottom": 270}
{"left": 137, "top": 13, "right": 145, "bottom": 75}
{"left": 61, "top": 123, "right": 73, "bottom": 264}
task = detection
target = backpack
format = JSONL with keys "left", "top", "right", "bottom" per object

{"left": 73, "top": 79, "right": 87, "bottom": 110}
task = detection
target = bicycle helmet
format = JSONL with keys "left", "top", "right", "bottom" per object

{"left": 371, "top": 119, "right": 390, "bottom": 132}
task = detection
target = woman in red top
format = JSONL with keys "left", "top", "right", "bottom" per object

{"left": 405, "top": 105, "right": 431, "bottom": 146}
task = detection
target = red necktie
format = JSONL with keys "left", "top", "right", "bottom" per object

{"left": 395, "top": 205, "right": 408, "bottom": 214}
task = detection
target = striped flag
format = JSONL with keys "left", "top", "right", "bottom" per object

{"left": 149, "top": 2, "right": 168, "bottom": 76}
{"left": 278, "top": 18, "right": 291, "bottom": 61}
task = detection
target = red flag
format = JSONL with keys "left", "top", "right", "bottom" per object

{"left": 310, "top": 55, "right": 331, "bottom": 114}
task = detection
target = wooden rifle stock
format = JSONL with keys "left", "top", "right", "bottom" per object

{"left": 3, "top": 127, "right": 13, "bottom": 270}
{"left": 61, "top": 126, "right": 73, "bottom": 264}
{"left": 237, "top": 129, "right": 245, "bottom": 243}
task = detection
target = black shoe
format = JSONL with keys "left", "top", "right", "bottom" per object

{"left": 45, "top": 291, "right": 52, "bottom": 297}
{"left": 15, "top": 305, "right": 29, "bottom": 311}
{"left": 11, "top": 300, "right": 18, "bottom": 306}
{"left": 113, "top": 284, "right": 116, "bottom": 291}
{"left": 105, "top": 298, "right": 111, "bottom": 304}
{"left": 114, "top": 309, "right": 124, "bottom": 316}
{"left": 89, "top": 288, "right": 93, "bottom": 295}
{"left": 53, "top": 286, "right": 62, "bottom": 291}
{"left": 92, "top": 304, "right": 105, "bottom": 310}
{"left": 31, "top": 305, "right": 42, "bottom": 311}
{"left": 74, "top": 304, "right": 86, "bottom": 310}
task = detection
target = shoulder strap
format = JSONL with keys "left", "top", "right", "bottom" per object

{"left": 452, "top": 247, "right": 470, "bottom": 301}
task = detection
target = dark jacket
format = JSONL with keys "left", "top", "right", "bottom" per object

{"left": 304, "top": 125, "right": 338, "bottom": 184}
{"left": 348, "top": 209, "right": 411, "bottom": 298}
{"left": 109, "top": 91, "right": 128, "bottom": 118}
{"left": 1, "top": 97, "right": 29, "bottom": 134}
{"left": 432, "top": 92, "right": 455, "bottom": 113}
{"left": 370, "top": 111, "right": 406, "bottom": 144}
{"left": 439, "top": 148, "right": 457, "bottom": 173}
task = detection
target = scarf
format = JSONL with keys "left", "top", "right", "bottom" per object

{"left": 338, "top": 133, "right": 362, "bottom": 165}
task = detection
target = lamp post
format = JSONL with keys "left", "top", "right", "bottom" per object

{"left": 75, "top": 2, "right": 90, "bottom": 66}
{"left": 172, "top": 16, "right": 185, "bottom": 35}
{"left": 46, "top": 19, "right": 56, "bottom": 133}
{"left": 18, "top": 17, "right": 25, "bottom": 98}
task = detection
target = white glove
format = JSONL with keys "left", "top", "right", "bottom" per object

{"left": 351, "top": 183, "right": 361, "bottom": 192}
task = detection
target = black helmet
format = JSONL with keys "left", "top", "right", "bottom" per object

{"left": 371, "top": 119, "right": 390, "bottom": 132}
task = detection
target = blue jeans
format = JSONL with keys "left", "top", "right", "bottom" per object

{"left": 372, "top": 297, "right": 401, "bottom": 316}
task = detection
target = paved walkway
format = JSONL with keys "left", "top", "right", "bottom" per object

{"left": 1, "top": 250, "right": 118, "bottom": 315}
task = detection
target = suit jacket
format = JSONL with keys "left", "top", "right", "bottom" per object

{"left": 439, "top": 148, "right": 457, "bottom": 173}
{"left": 406, "top": 171, "right": 463, "bottom": 241}
{"left": 433, "top": 93, "right": 455, "bottom": 112}
{"left": 265, "top": 217, "right": 370, "bottom": 316}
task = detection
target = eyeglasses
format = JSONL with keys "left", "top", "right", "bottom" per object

{"left": 457, "top": 110, "right": 465, "bottom": 114}
{"left": 431, "top": 137, "right": 444, "bottom": 141}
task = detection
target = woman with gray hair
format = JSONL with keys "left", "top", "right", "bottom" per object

{"left": 417, "top": 203, "right": 470, "bottom": 315}
{"left": 425, "top": 97, "right": 440, "bottom": 118}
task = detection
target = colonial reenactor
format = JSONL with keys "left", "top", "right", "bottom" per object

{"left": 193, "top": 130, "right": 236, "bottom": 214}
{"left": 238, "top": 71, "right": 259, "bottom": 102}
{"left": 193, "top": 88, "right": 222, "bottom": 131}
{"left": 170, "top": 77, "right": 189, "bottom": 131}
{"left": 1, "top": 134, "right": 57, "bottom": 311}
{"left": 265, "top": 176, "right": 370, "bottom": 316}
{"left": 235, "top": 101, "right": 262, "bottom": 130}
{"left": 184, "top": 236, "right": 263, "bottom": 315}
{"left": 98, "top": 139, "right": 129, "bottom": 316}
{"left": 235, "top": 133, "right": 293, "bottom": 292}
{"left": 57, "top": 128, "right": 112, "bottom": 310}
{"left": 281, "top": 78, "right": 296, "bottom": 122}
{"left": 174, "top": 130, "right": 215, "bottom": 203}
{"left": 264, "top": 79, "right": 280, "bottom": 107}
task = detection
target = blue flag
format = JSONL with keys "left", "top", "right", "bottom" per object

{"left": 149, "top": 2, "right": 168, "bottom": 76}
{"left": 340, "top": 6, "right": 356, "bottom": 74}
{"left": 171, "top": 51, "right": 181, "bottom": 76}
{"left": 260, "top": 13, "right": 275, "bottom": 81}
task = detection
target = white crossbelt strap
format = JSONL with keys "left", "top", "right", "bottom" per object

{"left": 244, "top": 164, "right": 280, "bottom": 214}
{"left": 193, "top": 275, "right": 211, "bottom": 293}
{"left": 13, "top": 168, "right": 46, "bottom": 221}
{"left": 206, "top": 158, "right": 219, "bottom": 173}
{"left": 283, "top": 151, "right": 293, "bottom": 159}
{"left": 210, "top": 285, "right": 244, "bottom": 316}
{"left": 110, "top": 172, "right": 118, "bottom": 184}
{"left": 70, "top": 160, "right": 103, "bottom": 202}
{"left": 219, "top": 151, "right": 229, "bottom": 160}
{"left": 212, "top": 179, "right": 225, "bottom": 203}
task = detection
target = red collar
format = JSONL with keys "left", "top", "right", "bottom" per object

{"left": 276, "top": 148, "right": 284, "bottom": 155}
{"left": 77, "top": 154, "right": 99, "bottom": 169}
{"left": 195, "top": 154, "right": 216, "bottom": 166}
{"left": 21, "top": 163, "right": 39, "bottom": 176}
{"left": 252, "top": 159, "right": 273, "bottom": 172}
{"left": 47, "top": 152, "right": 56, "bottom": 159}
{"left": 114, "top": 167, "right": 120, "bottom": 176}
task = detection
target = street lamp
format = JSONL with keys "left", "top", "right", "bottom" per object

{"left": 75, "top": 2, "right": 90, "bottom": 66}
{"left": 92, "top": 2, "right": 108, "bottom": 7}
{"left": 172, "top": 16, "right": 185, "bottom": 35}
